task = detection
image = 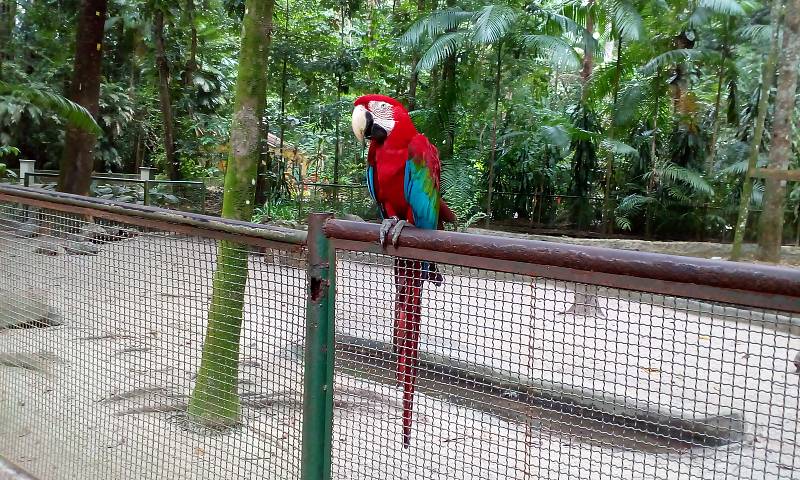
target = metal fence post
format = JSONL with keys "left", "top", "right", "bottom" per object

{"left": 302, "top": 212, "right": 335, "bottom": 480}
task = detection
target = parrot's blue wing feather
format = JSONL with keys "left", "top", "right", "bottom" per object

{"left": 404, "top": 159, "right": 438, "bottom": 230}
{"left": 404, "top": 135, "right": 441, "bottom": 230}
{"left": 367, "top": 164, "right": 386, "bottom": 220}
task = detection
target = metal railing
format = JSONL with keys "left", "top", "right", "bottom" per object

{"left": 0, "top": 184, "right": 798, "bottom": 480}
{"left": 23, "top": 172, "right": 206, "bottom": 214}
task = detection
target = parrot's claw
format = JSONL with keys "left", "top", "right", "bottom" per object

{"left": 379, "top": 217, "right": 399, "bottom": 247}
{"left": 390, "top": 220, "right": 406, "bottom": 247}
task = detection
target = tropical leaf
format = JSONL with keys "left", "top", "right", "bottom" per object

{"left": 0, "top": 81, "right": 102, "bottom": 136}
{"left": 640, "top": 49, "right": 704, "bottom": 76}
{"left": 656, "top": 162, "right": 714, "bottom": 196}
{"left": 470, "top": 5, "right": 519, "bottom": 44}
{"left": 601, "top": 139, "right": 639, "bottom": 159}
{"left": 538, "top": 124, "right": 571, "bottom": 149}
{"left": 608, "top": 0, "right": 644, "bottom": 41}
{"left": 738, "top": 24, "right": 771, "bottom": 43}
{"left": 699, "top": 0, "right": 745, "bottom": 16}
{"left": 416, "top": 31, "right": 469, "bottom": 71}
{"left": 615, "top": 194, "right": 653, "bottom": 230}
{"left": 520, "top": 34, "right": 581, "bottom": 70}
{"left": 401, "top": 7, "right": 472, "bottom": 47}
{"left": 536, "top": 9, "right": 599, "bottom": 54}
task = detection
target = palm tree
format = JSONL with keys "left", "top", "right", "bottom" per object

{"left": 402, "top": 3, "right": 583, "bottom": 221}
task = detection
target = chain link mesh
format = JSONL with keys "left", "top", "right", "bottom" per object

{"left": 332, "top": 250, "right": 799, "bottom": 480}
{"left": 1, "top": 194, "right": 799, "bottom": 480}
{"left": 0, "top": 201, "right": 306, "bottom": 479}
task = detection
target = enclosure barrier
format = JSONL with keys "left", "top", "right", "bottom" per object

{"left": 24, "top": 172, "right": 207, "bottom": 214}
{"left": 1, "top": 184, "right": 799, "bottom": 479}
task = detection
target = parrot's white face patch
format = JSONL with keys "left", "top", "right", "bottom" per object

{"left": 351, "top": 104, "right": 368, "bottom": 142}
{"left": 368, "top": 101, "right": 396, "bottom": 135}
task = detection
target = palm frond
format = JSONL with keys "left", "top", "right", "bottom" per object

{"left": 608, "top": 0, "right": 644, "bottom": 41}
{"left": 538, "top": 124, "right": 571, "bottom": 149}
{"left": 601, "top": 139, "right": 639, "bottom": 159}
{"left": 615, "top": 193, "right": 653, "bottom": 230}
{"left": 401, "top": 7, "right": 472, "bottom": 47}
{"left": 521, "top": 34, "right": 581, "bottom": 70}
{"left": 738, "top": 24, "right": 771, "bottom": 43}
{"left": 0, "top": 81, "right": 102, "bottom": 136}
{"left": 640, "top": 49, "right": 703, "bottom": 76}
{"left": 470, "top": 5, "right": 519, "bottom": 44}
{"left": 537, "top": 9, "right": 599, "bottom": 54}
{"left": 613, "top": 81, "right": 643, "bottom": 126}
{"left": 416, "top": 31, "right": 469, "bottom": 71}
{"left": 720, "top": 159, "right": 749, "bottom": 175}
{"left": 699, "top": 0, "right": 745, "bottom": 16}
{"left": 658, "top": 162, "right": 714, "bottom": 196}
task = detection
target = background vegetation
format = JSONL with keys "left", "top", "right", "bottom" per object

{"left": 1, "top": 0, "right": 799, "bottom": 250}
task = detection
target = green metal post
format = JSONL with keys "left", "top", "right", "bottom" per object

{"left": 302, "top": 212, "right": 335, "bottom": 480}
{"left": 143, "top": 180, "right": 150, "bottom": 206}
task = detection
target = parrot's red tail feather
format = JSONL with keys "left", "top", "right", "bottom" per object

{"left": 439, "top": 200, "right": 457, "bottom": 226}
{"left": 394, "top": 259, "right": 423, "bottom": 448}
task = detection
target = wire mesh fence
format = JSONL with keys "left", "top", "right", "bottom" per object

{"left": 1, "top": 188, "right": 799, "bottom": 480}
{"left": 23, "top": 173, "right": 206, "bottom": 214}
{"left": 0, "top": 197, "right": 307, "bottom": 479}
{"left": 330, "top": 252, "right": 799, "bottom": 479}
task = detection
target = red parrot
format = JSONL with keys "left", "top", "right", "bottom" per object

{"left": 351, "top": 94, "right": 456, "bottom": 447}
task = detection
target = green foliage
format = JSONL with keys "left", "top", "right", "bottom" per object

{"left": 7, "top": 0, "right": 797, "bottom": 242}
{"left": 0, "top": 81, "right": 102, "bottom": 136}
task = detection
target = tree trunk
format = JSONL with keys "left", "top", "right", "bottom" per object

{"left": 334, "top": 80, "right": 341, "bottom": 184}
{"left": 408, "top": 55, "right": 420, "bottom": 111}
{"left": 645, "top": 79, "right": 660, "bottom": 239}
{"left": 188, "top": 0, "right": 275, "bottom": 428}
{"left": 441, "top": 58, "right": 456, "bottom": 160}
{"left": 406, "top": 0, "right": 425, "bottom": 111}
{"left": 437, "top": 0, "right": 457, "bottom": 161}
{"left": 580, "top": 0, "right": 595, "bottom": 96}
{"left": 485, "top": 42, "right": 502, "bottom": 224}
{"left": 603, "top": 34, "right": 623, "bottom": 233}
{"left": 731, "top": 0, "right": 783, "bottom": 260}
{"left": 154, "top": 9, "right": 180, "bottom": 180}
{"left": 183, "top": 0, "right": 198, "bottom": 87}
{"left": 57, "top": 0, "right": 108, "bottom": 196}
{"left": 705, "top": 62, "right": 725, "bottom": 175}
{"left": 0, "top": 0, "right": 16, "bottom": 73}
{"left": 757, "top": 0, "right": 799, "bottom": 262}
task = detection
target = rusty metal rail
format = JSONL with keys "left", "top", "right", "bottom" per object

{"left": 0, "top": 184, "right": 306, "bottom": 249}
{"left": 325, "top": 219, "right": 800, "bottom": 314}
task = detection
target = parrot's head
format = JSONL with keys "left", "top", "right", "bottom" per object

{"left": 351, "top": 94, "right": 416, "bottom": 146}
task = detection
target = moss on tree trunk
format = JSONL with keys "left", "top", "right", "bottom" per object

{"left": 757, "top": 0, "right": 800, "bottom": 262}
{"left": 730, "top": 0, "right": 782, "bottom": 261}
{"left": 188, "top": 0, "right": 274, "bottom": 428}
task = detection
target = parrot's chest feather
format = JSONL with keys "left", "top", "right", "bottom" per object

{"left": 375, "top": 147, "right": 411, "bottom": 220}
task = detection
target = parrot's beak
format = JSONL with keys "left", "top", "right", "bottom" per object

{"left": 351, "top": 105, "right": 370, "bottom": 143}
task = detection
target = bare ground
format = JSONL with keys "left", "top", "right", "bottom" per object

{"left": 0, "top": 229, "right": 797, "bottom": 480}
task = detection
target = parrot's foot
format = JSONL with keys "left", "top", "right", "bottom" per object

{"left": 379, "top": 217, "right": 407, "bottom": 248}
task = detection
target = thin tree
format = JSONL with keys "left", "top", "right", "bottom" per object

{"left": 188, "top": 0, "right": 275, "bottom": 427}
{"left": 58, "top": 0, "right": 108, "bottom": 195}
{"left": 730, "top": 0, "right": 783, "bottom": 260}
{"left": 0, "top": 0, "right": 16, "bottom": 74}
{"left": 154, "top": 7, "right": 181, "bottom": 180}
{"left": 757, "top": 0, "right": 799, "bottom": 262}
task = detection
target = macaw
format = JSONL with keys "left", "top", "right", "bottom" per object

{"left": 351, "top": 94, "right": 456, "bottom": 448}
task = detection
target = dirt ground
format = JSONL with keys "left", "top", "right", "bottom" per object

{"left": 0, "top": 227, "right": 798, "bottom": 480}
